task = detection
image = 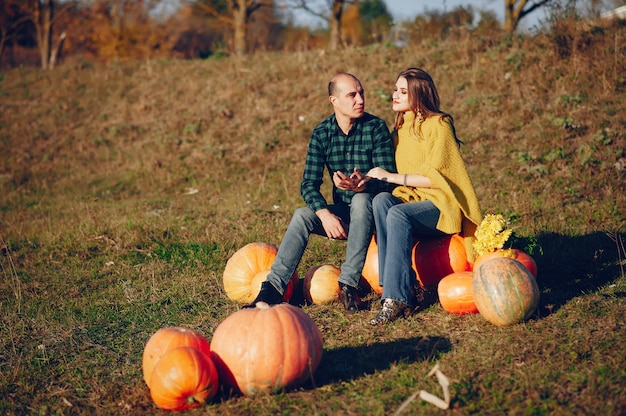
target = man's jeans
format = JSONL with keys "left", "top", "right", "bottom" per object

{"left": 265, "top": 192, "right": 374, "bottom": 294}
{"left": 373, "top": 192, "right": 445, "bottom": 306}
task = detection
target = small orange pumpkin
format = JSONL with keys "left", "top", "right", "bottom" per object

{"left": 142, "top": 327, "right": 211, "bottom": 387}
{"left": 223, "top": 242, "right": 297, "bottom": 304}
{"left": 412, "top": 234, "right": 470, "bottom": 289}
{"left": 303, "top": 264, "right": 341, "bottom": 304}
{"left": 361, "top": 236, "right": 383, "bottom": 296}
{"left": 210, "top": 302, "right": 323, "bottom": 397}
{"left": 149, "top": 346, "right": 219, "bottom": 411}
{"left": 473, "top": 257, "right": 540, "bottom": 326}
{"left": 473, "top": 249, "right": 538, "bottom": 279}
{"left": 437, "top": 271, "right": 478, "bottom": 314}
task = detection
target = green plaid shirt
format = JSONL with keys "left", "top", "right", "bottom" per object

{"left": 301, "top": 112, "right": 396, "bottom": 212}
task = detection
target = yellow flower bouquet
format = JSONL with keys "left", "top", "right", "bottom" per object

{"left": 472, "top": 214, "right": 513, "bottom": 257}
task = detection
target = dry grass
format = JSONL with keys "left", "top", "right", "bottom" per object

{"left": 1, "top": 18, "right": 625, "bottom": 415}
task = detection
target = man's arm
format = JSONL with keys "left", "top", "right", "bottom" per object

{"left": 364, "top": 120, "right": 396, "bottom": 194}
{"left": 300, "top": 127, "right": 329, "bottom": 213}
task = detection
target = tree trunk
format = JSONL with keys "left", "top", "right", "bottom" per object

{"left": 328, "top": 0, "right": 344, "bottom": 51}
{"left": 49, "top": 31, "right": 66, "bottom": 69}
{"left": 503, "top": 0, "right": 524, "bottom": 34}
{"left": 34, "top": 0, "right": 53, "bottom": 69}
{"left": 233, "top": 1, "right": 247, "bottom": 56}
{"left": 503, "top": 0, "right": 551, "bottom": 34}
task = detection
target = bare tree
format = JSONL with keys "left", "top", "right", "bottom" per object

{"left": 193, "top": 0, "right": 272, "bottom": 56}
{"left": 0, "top": 1, "right": 32, "bottom": 67}
{"left": 283, "top": 0, "right": 354, "bottom": 50}
{"left": 26, "top": 0, "right": 74, "bottom": 69}
{"left": 503, "top": 0, "right": 551, "bottom": 33}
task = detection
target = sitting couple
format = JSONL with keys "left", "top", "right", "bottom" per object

{"left": 245, "top": 69, "right": 482, "bottom": 325}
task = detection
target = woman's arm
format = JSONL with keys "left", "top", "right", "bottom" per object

{"left": 365, "top": 168, "right": 432, "bottom": 188}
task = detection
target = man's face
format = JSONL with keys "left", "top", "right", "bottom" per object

{"left": 331, "top": 77, "right": 365, "bottom": 119}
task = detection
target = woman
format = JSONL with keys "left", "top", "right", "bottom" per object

{"left": 365, "top": 68, "right": 483, "bottom": 325}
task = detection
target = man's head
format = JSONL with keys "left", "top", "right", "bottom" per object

{"left": 328, "top": 73, "right": 365, "bottom": 120}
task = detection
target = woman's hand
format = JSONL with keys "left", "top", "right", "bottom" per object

{"left": 359, "top": 167, "right": 391, "bottom": 187}
{"left": 365, "top": 167, "right": 390, "bottom": 180}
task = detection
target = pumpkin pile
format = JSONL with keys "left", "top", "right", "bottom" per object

{"left": 143, "top": 304, "right": 324, "bottom": 409}
{"left": 360, "top": 227, "right": 539, "bottom": 326}
{"left": 142, "top": 327, "right": 219, "bottom": 411}
{"left": 436, "top": 248, "right": 540, "bottom": 326}
{"left": 361, "top": 233, "right": 472, "bottom": 295}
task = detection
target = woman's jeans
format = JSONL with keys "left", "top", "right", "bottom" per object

{"left": 265, "top": 192, "right": 374, "bottom": 294}
{"left": 373, "top": 192, "right": 446, "bottom": 306}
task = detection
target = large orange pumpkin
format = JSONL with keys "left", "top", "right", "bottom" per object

{"left": 149, "top": 346, "right": 219, "bottom": 411}
{"left": 210, "top": 302, "right": 323, "bottom": 397}
{"left": 473, "top": 257, "right": 540, "bottom": 326}
{"left": 361, "top": 236, "right": 382, "bottom": 296}
{"left": 223, "top": 242, "right": 297, "bottom": 304}
{"left": 303, "top": 264, "right": 341, "bottom": 305}
{"left": 473, "top": 249, "right": 538, "bottom": 279}
{"left": 437, "top": 271, "right": 478, "bottom": 314}
{"left": 142, "top": 327, "right": 211, "bottom": 387}
{"left": 412, "top": 234, "right": 471, "bottom": 289}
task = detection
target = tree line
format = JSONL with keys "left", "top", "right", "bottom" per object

{"left": 0, "top": 0, "right": 560, "bottom": 69}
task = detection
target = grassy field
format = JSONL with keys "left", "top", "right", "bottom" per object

{"left": 1, "top": 20, "right": 625, "bottom": 415}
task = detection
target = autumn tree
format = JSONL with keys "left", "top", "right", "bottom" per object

{"left": 85, "top": 0, "right": 172, "bottom": 62}
{"left": 0, "top": 1, "right": 32, "bottom": 67}
{"left": 503, "top": 0, "right": 552, "bottom": 33}
{"left": 340, "top": 2, "right": 361, "bottom": 46}
{"left": 191, "top": 0, "right": 273, "bottom": 56}
{"left": 340, "top": 0, "right": 392, "bottom": 46}
{"left": 282, "top": 0, "right": 354, "bottom": 50}
{"left": 409, "top": 6, "right": 474, "bottom": 43}
{"left": 358, "top": 0, "right": 392, "bottom": 44}
{"left": 1, "top": 0, "right": 75, "bottom": 69}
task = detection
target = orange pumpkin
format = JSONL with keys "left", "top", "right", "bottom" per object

{"left": 361, "top": 236, "right": 383, "bottom": 296}
{"left": 473, "top": 249, "right": 538, "bottom": 279}
{"left": 142, "top": 327, "right": 211, "bottom": 387}
{"left": 437, "top": 271, "right": 478, "bottom": 314}
{"left": 210, "top": 302, "right": 323, "bottom": 397}
{"left": 303, "top": 264, "right": 341, "bottom": 304}
{"left": 223, "top": 242, "right": 297, "bottom": 304}
{"left": 149, "top": 346, "right": 219, "bottom": 411}
{"left": 412, "top": 234, "right": 470, "bottom": 289}
{"left": 473, "top": 257, "right": 540, "bottom": 326}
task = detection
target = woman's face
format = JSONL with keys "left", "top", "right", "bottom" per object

{"left": 392, "top": 76, "right": 411, "bottom": 113}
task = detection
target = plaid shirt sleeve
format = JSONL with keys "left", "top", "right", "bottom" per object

{"left": 300, "top": 114, "right": 396, "bottom": 212}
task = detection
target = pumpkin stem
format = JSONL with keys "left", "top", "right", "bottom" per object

{"left": 256, "top": 301, "right": 270, "bottom": 310}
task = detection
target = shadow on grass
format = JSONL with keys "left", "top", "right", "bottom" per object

{"left": 311, "top": 335, "right": 451, "bottom": 388}
{"left": 516, "top": 231, "right": 624, "bottom": 313}
{"left": 212, "top": 336, "right": 451, "bottom": 401}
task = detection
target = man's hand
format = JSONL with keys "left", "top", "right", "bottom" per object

{"left": 316, "top": 209, "right": 348, "bottom": 240}
{"left": 333, "top": 167, "right": 368, "bottom": 192}
{"left": 333, "top": 170, "right": 355, "bottom": 191}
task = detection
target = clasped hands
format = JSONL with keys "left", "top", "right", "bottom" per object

{"left": 333, "top": 167, "right": 367, "bottom": 192}
{"left": 321, "top": 167, "right": 390, "bottom": 240}
{"left": 333, "top": 167, "right": 390, "bottom": 191}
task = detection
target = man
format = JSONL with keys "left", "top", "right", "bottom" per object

{"left": 246, "top": 72, "right": 396, "bottom": 313}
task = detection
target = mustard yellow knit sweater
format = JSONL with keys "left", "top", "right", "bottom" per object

{"left": 391, "top": 112, "right": 483, "bottom": 259}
